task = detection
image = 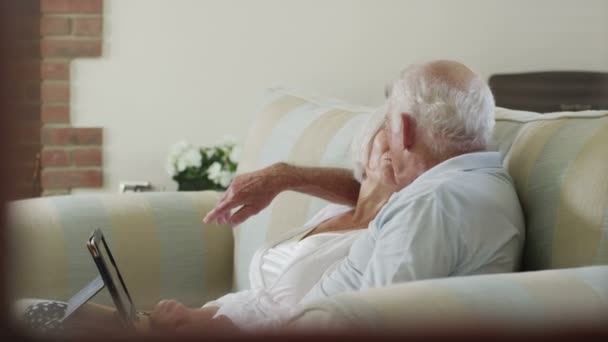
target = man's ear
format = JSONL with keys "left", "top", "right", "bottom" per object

{"left": 401, "top": 114, "right": 416, "bottom": 150}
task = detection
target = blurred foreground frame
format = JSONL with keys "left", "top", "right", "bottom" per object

{"left": 1, "top": 0, "right": 41, "bottom": 339}
{"left": 0, "top": 0, "right": 607, "bottom": 341}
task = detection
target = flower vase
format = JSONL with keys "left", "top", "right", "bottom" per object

{"left": 177, "top": 179, "right": 223, "bottom": 191}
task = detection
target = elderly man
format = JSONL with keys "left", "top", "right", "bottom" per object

{"left": 152, "top": 60, "right": 524, "bottom": 332}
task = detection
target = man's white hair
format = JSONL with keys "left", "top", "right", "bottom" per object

{"left": 388, "top": 61, "right": 495, "bottom": 158}
{"left": 350, "top": 108, "right": 387, "bottom": 182}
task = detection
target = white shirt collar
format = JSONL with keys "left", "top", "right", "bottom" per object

{"left": 414, "top": 151, "right": 502, "bottom": 184}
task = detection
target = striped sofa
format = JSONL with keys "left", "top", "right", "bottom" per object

{"left": 8, "top": 88, "right": 608, "bottom": 333}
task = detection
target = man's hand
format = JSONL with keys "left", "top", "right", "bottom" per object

{"left": 203, "top": 163, "right": 290, "bottom": 226}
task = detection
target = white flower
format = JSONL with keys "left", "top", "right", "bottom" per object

{"left": 207, "top": 162, "right": 222, "bottom": 181}
{"left": 218, "top": 170, "right": 234, "bottom": 188}
{"left": 176, "top": 158, "right": 188, "bottom": 172}
{"left": 218, "top": 135, "right": 237, "bottom": 147}
{"left": 169, "top": 140, "right": 190, "bottom": 158}
{"left": 181, "top": 148, "right": 202, "bottom": 168}
{"left": 165, "top": 158, "right": 177, "bottom": 176}
{"left": 229, "top": 146, "right": 241, "bottom": 163}
{"left": 167, "top": 140, "right": 204, "bottom": 176}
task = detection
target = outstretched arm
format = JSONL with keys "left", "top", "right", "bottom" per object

{"left": 204, "top": 162, "right": 360, "bottom": 226}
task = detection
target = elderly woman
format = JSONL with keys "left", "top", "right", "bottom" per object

{"left": 19, "top": 108, "right": 398, "bottom": 335}
{"left": 149, "top": 109, "right": 398, "bottom": 334}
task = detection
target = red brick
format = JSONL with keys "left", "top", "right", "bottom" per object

{"left": 74, "top": 128, "right": 103, "bottom": 145}
{"left": 41, "top": 82, "right": 70, "bottom": 102}
{"left": 72, "top": 148, "right": 102, "bottom": 166}
{"left": 42, "top": 169, "right": 102, "bottom": 189}
{"left": 41, "top": 105, "right": 70, "bottom": 123}
{"left": 41, "top": 39, "right": 102, "bottom": 58}
{"left": 42, "top": 127, "right": 73, "bottom": 145}
{"left": 41, "top": 0, "right": 103, "bottom": 14}
{"left": 73, "top": 170, "right": 103, "bottom": 187}
{"left": 41, "top": 149, "right": 70, "bottom": 167}
{"left": 41, "top": 16, "right": 71, "bottom": 36}
{"left": 72, "top": 17, "right": 102, "bottom": 36}
{"left": 42, "top": 127, "right": 102, "bottom": 145}
{"left": 41, "top": 170, "right": 70, "bottom": 188}
{"left": 41, "top": 61, "right": 69, "bottom": 80}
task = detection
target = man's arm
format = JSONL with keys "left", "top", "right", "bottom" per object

{"left": 204, "top": 162, "right": 360, "bottom": 226}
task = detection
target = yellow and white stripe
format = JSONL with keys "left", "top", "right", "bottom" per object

{"left": 287, "top": 265, "right": 608, "bottom": 333}
{"left": 7, "top": 191, "right": 233, "bottom": 311}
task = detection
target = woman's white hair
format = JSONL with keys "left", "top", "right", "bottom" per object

{"left": 350, "top": 108, "right": 387, "bottom": 182}
{"left": 387, "top": 61, "right": 495, "bottom": 158}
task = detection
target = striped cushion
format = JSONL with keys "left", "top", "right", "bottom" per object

{"left": 493, "top": 109, "right": 608, "bottom": 270}
{"left": 234, "top": 88, "right": 375, "bottom": 290}
{"left": 8, "top": 191, "right": 234, "bottom": 310}
{"left": 287, "top": 265, "right": 608, "bottom": 332}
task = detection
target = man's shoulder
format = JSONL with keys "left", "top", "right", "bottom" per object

{"left": 380, "top": 159, "right": 520, "bottom": 225}
{"left": 394, "top": 162, "right": 513, "bottom": 202}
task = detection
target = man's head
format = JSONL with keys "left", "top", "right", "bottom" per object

{"left": 385, "top": 60, "right": 495, "bottom": 188}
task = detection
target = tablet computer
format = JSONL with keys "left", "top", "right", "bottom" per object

{"left": 86, "top": 228, "right": 139, "bottom": 329}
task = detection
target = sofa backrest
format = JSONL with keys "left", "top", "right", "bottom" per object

{"left": 492, "top": 109, "right": 608, "bottom": 270}
{"left": 235, "top": 87, "right": 608, "bottom": 290}
{"left": 7, "top": 192, "right": 234, "bottom": 310}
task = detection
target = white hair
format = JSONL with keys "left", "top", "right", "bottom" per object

{"left": 388, "top": 62, "right": 495, "bottom": 158}
{"left": 350, "top": 108, "right": 387, "bottom": 182}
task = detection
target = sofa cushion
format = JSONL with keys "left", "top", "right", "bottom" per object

{"left": 287, "top": 265, "right": 608, "bottom": 333}
{"left": 492, "top": 109, "right": 608, "bottom": 270}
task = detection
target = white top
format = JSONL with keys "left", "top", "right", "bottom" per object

{"left": 204, "top": 203, "right": 360, "bottom": 332}
{"left": 301, "top": 151, "right": 525, "bottom": 303}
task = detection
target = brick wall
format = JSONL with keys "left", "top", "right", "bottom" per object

{"left": 40, "top": 0, "right": 104, "bottom": 195}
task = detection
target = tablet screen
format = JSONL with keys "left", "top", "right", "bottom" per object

{"left": 89, "top": 229, "right": 137, "bottom": 323}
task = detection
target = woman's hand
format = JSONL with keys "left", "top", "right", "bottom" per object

{"left": 149, "top": 300, "right": 193, "bottom": 332}
{"left": 149, "top": 300, "right": 237, "bottom": 335}
{"left": 203, "top": 163, "right": 289, "bottom": 226}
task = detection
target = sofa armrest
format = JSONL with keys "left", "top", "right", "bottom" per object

{"left": 287, "top": 266, "right": 608, "bottom": 334}
{"left": 7, "top": 191, "right": 233, "bottom": 310}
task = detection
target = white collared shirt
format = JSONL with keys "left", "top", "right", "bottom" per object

{"left": 301, "top": 151, "right": 525, "bottom": 303}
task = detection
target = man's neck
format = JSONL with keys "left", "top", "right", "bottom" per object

{"left": 352, "top": 179, "right": 394, "bottom": 223}
{"left": 395, "top": 152, "right": 443, "bottom": 189}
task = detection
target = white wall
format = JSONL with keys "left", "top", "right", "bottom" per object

{"left": 71, "top": 0, "right": 608, "bottom": 193}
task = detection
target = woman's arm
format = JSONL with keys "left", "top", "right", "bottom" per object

{"left": 204, "top": 162, "right": 360, "bottom": 226}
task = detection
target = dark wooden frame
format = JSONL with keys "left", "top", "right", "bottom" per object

{"left": 489, "top": 71, "right": 608, "bottom": 113}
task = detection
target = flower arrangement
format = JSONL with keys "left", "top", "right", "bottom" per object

{"left": 166, "top": 137, "right": 240, "bottom": 191}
